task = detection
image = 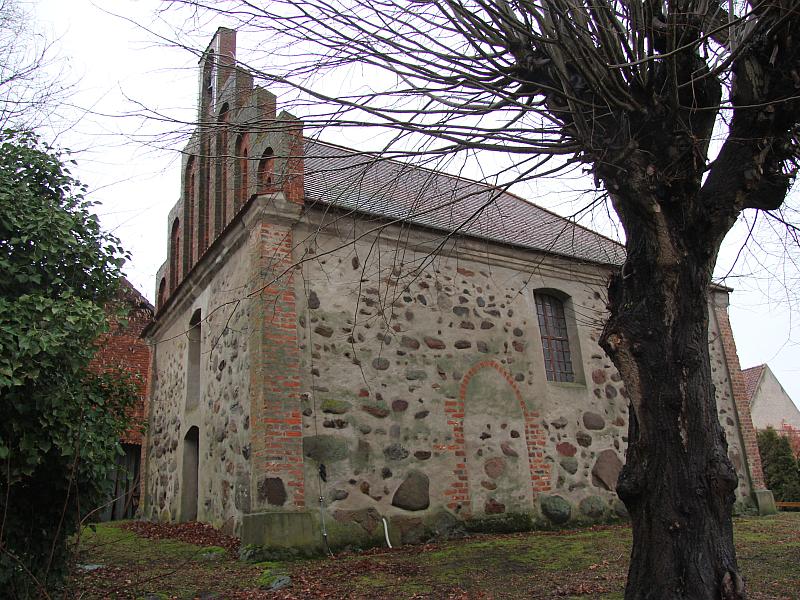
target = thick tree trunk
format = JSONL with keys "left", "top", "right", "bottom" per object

{"left": 600, "top": 213, "right": 745, "bottom": 600}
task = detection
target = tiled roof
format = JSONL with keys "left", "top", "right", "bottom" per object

{"left": 742, "top": 364, "right": 766, "bottom": 405}
{"left": 120, "top": 277, "right": 155, "bottom": 312}
{"left": 303, "top": 140, "right": 625, "bottom": 266}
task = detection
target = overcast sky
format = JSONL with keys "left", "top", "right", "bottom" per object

{"left": 29, "top": 0, "right": 800, "bottom": 410}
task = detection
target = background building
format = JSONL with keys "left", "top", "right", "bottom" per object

{"left": 745, "top": 364, "right": 800, "bottom": 457}
{"left": 91, "top": 279, "right": 154, "bottom": 520}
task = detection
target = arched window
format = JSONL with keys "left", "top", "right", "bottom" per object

{"left": 235, "top": 132, "right": 249, "bottom": 211}
{"left": 216, "top": 104, "right": 230, "bottom": 230}
{"left": 157, "top": 277, "right": 166, "bottom": 309}
{"left": 258, "top": 146, "right": 274, "bottom": 193}
{"left": 186, "top": 309, "right": 201, "bottom": 411}
{"left": 185, "top": 156, "right": 196, "bottom": 268}
{"left": 534, "top": 292, "right": 574, "bottom": 382}
{"left": 169, "top": 219, "right": 180, "bottom": 291}
{"left": 202, "top": 49, "right": 215, "bottom": 112}
{"left": 200, "top": 154, "right": 211, "bottom": 254}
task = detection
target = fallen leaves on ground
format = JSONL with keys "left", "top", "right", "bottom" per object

{"left": 120, "top": 520, "right": 240, "bottom": 555}
{"left": 69, "top": 513, "right": 800, "bottom": 599}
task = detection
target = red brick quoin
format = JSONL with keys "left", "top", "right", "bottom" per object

{"left": 250, "top": 221, "right": 305, "bottom": 509}
{"left": 444, "top": 360, "right": 550, "bottom": 517}
{"left": 713, "top": 304, "right": 766, "bottom": 490}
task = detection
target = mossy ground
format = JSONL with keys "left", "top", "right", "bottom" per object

{"left": 68, "top": 513, "right": 800, "bottom": 599}
{"left": 69, "top": 521, "right": 264, "bottom": 598}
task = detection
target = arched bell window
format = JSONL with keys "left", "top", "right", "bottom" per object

{"left": 157, "top": 277, "right": 167, "bottom": 309}
{"left": 235, "top": 132, "right": 249, "bottom": 211}
{"left": 216, "top": 103, "right": 230, "bottom": 230}
{"left": 258, "top": 146, "right": 274, "bottom": 193}
{"left": 169, "top": 219, "right": 180, "bottom": 291}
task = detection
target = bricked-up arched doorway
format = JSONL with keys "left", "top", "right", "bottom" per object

{"left": 180, "top": 426, "right": 200, "bottom": 521}
{"left": 462, "top": 363, "right": 534, "bottom": 517}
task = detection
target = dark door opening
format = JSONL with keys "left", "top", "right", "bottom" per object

{"left": 99, "top": 443, "right": 141, "bottom": 521}
{"left": 180, "top": 426, "right": 199, "bottom": 521}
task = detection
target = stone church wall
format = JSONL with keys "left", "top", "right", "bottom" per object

{"left": 287, "top": 213, "right": 756, "bottom": 541}
{"left": 144, "top": 199, "right": 759, "bottom": 546}
{"left": 144, "top": 236, "right": 254, "bottom": 533}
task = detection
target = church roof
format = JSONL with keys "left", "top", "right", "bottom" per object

{"left": 742, "top": 364, "right": 766, "bottom": 405}
{"left": 303, "top": 139, "right": 625, "bottom": 266}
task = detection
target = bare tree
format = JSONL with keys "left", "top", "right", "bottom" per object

{"left": 0, "top": 0, "right": 69, "bottom": 130}
{"left": 156, "top": 1, "right": 800, "bottom": 599}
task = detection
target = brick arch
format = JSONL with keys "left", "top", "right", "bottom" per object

{"left": 184, "top": 156, "right": 197, "bottom": 270}
{"left": 442, "top": 361, "right": 550, "bottom": 516}
{"left": 459, "top": 360, "right": 526, "bottom": 412}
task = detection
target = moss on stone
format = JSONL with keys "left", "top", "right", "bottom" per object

{"left": 465, "top": 512, "right": 534, "bottom": 534}
{"left": 361, "top": 401, "right": 391, "bottom": 418}
{"left": 303, "top": 435, "right": 349, "bottom": 463}
{"left": 578, "top": 496, "right": 606, "bottom": 520}
{"left": 540, "top": 495, "right": 572, "bottom": 525}
{"left": 252, "top": 560, "right": 283, "bottom": 570}
{"left": 320, "top": 398, "right": 352, "bottom": 414}
{"left": 198, "top": 545, "right": 228, "bottom": 561}
{"left": 256, "top": 568, "right": 282, "bottom": 588}
{"left": 239, "top": 543, "right": 321, "bottom": 562}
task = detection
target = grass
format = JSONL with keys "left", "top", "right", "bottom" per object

{"left": 68, "top": 513, "right": 800, "bottom": 599}
{"left": 733, "top": 513, "right": 800, "bottom": 599}
{"left": 70, "top": 522, "right": 264, "bottom": 598}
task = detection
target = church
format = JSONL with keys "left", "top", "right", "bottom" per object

{"left": 141, "top": 28, "right": 771, "bottom": 551}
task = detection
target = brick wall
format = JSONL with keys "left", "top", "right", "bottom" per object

{"left": 249, "top": 221, "right": 305, "bottom": 510}
{"left": 777, "top": 423, "right": 800, "bottom": 458}
{"left": 90, "top": 279, "right": 153, "bottom": 445}
{"left": 441, "top": 394, "right": 468, "bottom": 513}
{"left": 713, "top": 304, "right": 766, "bottom": 490}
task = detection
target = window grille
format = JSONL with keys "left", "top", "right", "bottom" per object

{"left": 535, "top": 293, "right": 574, "bottom": 382}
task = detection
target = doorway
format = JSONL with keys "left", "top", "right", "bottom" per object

{"left": 180, "top": 426, "right": 199, "bottom": 521}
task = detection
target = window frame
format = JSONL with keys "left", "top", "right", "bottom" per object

{"left": 534, "top": 291, "right": 576, "bottom": 383}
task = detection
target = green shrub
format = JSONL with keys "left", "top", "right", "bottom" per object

{"left": 0, "top": 131, "right": 137, "bottom": 597}
{"left": 757, "top": 428, "right": 800, "bottom": 502}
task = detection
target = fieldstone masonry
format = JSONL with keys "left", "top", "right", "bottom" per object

{"left": 142, "top": 27, "right": 772, "bottom": 550}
